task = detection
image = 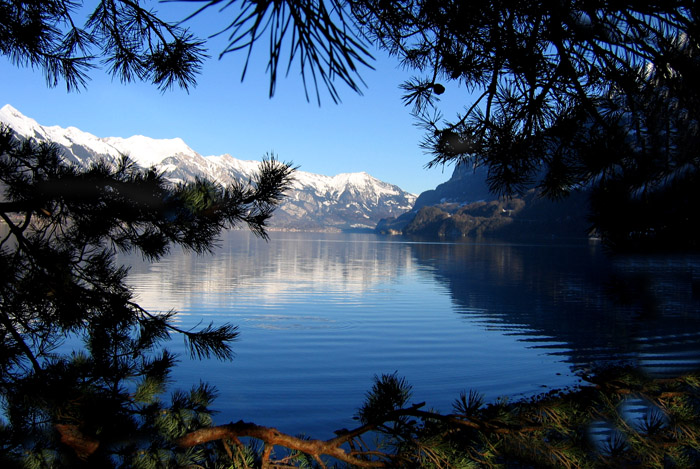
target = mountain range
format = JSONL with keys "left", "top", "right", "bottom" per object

{"left": 0, "top": 104, "right": 416, "bottom": 231}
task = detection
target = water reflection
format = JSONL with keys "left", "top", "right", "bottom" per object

{"left": 405, "top": 239, "right": 700, "bottom": 375}
{"left": 118, "top": 230, "right": 700, "bottom": 437}
{"left": 122, "top": 232, "right": 417, "bottom": 312}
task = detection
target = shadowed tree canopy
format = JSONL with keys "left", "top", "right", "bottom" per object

{"left": 346, "top": 1, "right": 700, "bottom": 247}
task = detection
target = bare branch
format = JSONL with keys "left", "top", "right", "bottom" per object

{"left": 176, "top": 420, "right": 391, "bottom": 468}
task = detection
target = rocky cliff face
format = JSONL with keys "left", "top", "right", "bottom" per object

{"left": 413, "top": 164, "right": 493, "bottom": 210}
{"left": 0, "top": 105, "right": 416, "bottom": 231}
{"left": 377, "top": 162, "right": 591, "bottom": 239}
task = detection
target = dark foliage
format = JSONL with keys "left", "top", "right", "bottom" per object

{"left": 0, "top": 124, "right": 294, "bottom": 465}
{"left": 171, "top": 369, "right": 700, "bottom": 467}
{"left": 0, "top": 0, "right": 208, "bottom": 91}
{"left": 349, "top": 369, "right": 700, "bottom": 468}
{"left": 348, "top": 0, "right": 700, "bottom": 248}
{"left": 0, "top": 0, "right": 375, "bottom": 102}
{"left": 179, "top": 0, "right": 374, "bottom": 103}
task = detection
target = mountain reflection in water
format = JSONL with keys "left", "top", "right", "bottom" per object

{"left": 408, "top": 240, "right": 700, "bottom": 375}
{"left": 120, "top": 230, "right": 700, "bottom": 438}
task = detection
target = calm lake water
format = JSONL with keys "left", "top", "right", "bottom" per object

{"left": 121, "top": 230, "right": 700, "bottom": 439}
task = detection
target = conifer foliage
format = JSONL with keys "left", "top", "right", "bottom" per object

{"left": 0, "top": 0, "right": 207, "bottom": 91}
{"left": 348, "top": 0, "right": 700, "bottom": 247}
{"left": 0, "top": 125, "right": 294, "bottom": 466}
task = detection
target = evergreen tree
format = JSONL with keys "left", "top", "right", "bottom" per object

{"left": 347, "top": 0, "right": 700, "bottom": 247}
{"left": 0, "top": 125, "right": 294, "bottom": 465}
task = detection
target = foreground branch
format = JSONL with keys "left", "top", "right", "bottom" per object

{"left": 54, "top": 370, "right": 700, "bottom": 467}
{"left": 175, "top": 403, "right": 491, "bottom": 467}
{"left": 175, "top": 419, "right": 390, "bottom": 468}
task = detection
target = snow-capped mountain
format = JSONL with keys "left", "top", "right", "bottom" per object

{"left": 0, "top": 105, "right": 416, "bottom": 231}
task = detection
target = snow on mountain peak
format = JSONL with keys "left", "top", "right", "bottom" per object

{"left": 205, "top": 153, "right": 261, "bottom": 177}
{"left": 0, "top": 105, "right": 123, "bottom": 163}
{"left": 335, "top": 171, "right": 373, "bottom": 184}
{"left": 0, "top": 104, "right": 42, "bottom": 137}
{"left": 0, "top": 105, "right": 198, "bottom": 168}
{"left": 102, "top": 135, "right": 198, "bottom": 167}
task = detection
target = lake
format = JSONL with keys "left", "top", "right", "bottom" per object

{"left": 120, "top": 230, "right": 700, "bottom": 439}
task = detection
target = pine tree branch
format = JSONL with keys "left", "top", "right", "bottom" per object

{"left": 0, "top": 210, "right": 34, "bottom": 254}
{"left": 174, "top": 402, "right": 543, "bottom": 468}
{"left": 175, "top": 420, "right": 391, "bottom": 468}
{"left": 0, "top": 309, "right": 42, "bottom": 373}
{"left": 130, "top": 301, "right": 238, "bottom": 360}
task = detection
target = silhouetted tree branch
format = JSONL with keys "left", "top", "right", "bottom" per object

{"left": 179, "top": 0, "right": 374, "bottom": 103}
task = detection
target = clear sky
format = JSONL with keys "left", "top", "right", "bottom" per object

{"left": 0, "top": 5, "right": 464, "bottom": 195}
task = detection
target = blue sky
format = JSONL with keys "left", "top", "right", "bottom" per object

{"left": 0, "top": 5, "right": 464, "bottom": 195}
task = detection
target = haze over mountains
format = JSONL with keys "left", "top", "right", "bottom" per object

{"left": 0, "top": 105, "right": 416, "bottom": 231}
